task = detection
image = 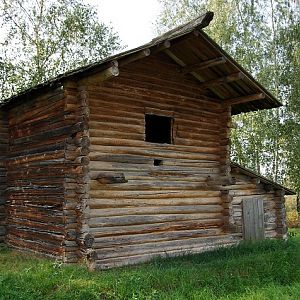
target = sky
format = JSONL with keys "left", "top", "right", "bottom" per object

{"left": 84, "top": 0, "right": 162, "bottom": 49}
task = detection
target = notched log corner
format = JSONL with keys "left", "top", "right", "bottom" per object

{"left": 95, "top": 173, "right": 128, "bottom": 184}
{"left": 83, "top": 233, "right": 94, "bottom": 248}
{"left": 86, "top": 249, "right": 98, "bottom": 261}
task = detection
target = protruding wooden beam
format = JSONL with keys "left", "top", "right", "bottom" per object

{"left": 181, "top": 56, "right": 226, "bottom": 74}
{"left": 79, "top": 64, "right": 119, "bottom": 84}
{"left": 77, "top": 60, "right": 118, "bottom": 79}
{"left": 152, "top": 40, "right": 171, "bottom": 54}
{"left": 223, "top": 93, "right": 265, "bottom": 106}
{"left": 198, "top": 72, "right": 244, "bottom": 89}
{"left": 119, "top": 49, "right": 151, "bottom": 67}
{"left": 95, "top": 172, "right": 128, "bottom": 184}
{"left": 251, "top": 177, "right": 261, "bottom": 185}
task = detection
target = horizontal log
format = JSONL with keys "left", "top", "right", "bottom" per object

{"left": 89, "top": 145, "right": 220, "bottom": 161}
{"left": 6, "top": 235, "right": 64, "bottom": 256}
{"left": 6, "top": 151, "right": 65, "bottom": 167}
{"left": 94, "top": 239, "right": 238, "bottom": 269}
{"left": 9, "top": 92, "right": 66, "bottom": 126}
{"left": 93, "top": 228, "right": 223, "bottom": 249}
{"left": 94, "top": 234, "right": 239, "bottom": 261}
{"left": 89, "top": 189, "right": 220, "bottom": 199}
{"left": 89, "top": 197, "right": 221, "bottom": 209}
{"left": 89, "top": 204, "right": 223, "bottom": 218}
{"left": 89, "top": 219, "right": 223, "bottom": 238}
{"left": 88, "top": 212, "right": 223, "bottom": 227}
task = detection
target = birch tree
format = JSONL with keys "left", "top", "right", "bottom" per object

{"left": 156, "top": 0, "right": 300, "bottom": 192}
{"left": 0, "top": 0, "right": 122, "bottom": 100}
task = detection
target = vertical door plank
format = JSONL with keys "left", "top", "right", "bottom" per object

{"left": 243, "top": 199, "right": 265, "bottom": 241}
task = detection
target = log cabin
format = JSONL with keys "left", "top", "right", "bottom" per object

{"left": 0, "top": 12, "right": 295, "bottom": 269}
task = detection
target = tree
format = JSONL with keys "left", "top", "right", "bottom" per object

{"left": 0, "top": 0, "right": 122, "bottom": 100}
{"left": 156, "top": 0, "right": 300, "bottom": 192}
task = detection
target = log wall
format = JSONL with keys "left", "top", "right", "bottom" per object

{"left": 85, "top": 54, "right": 240, "bottom": 269}
{"left": 228, "top": 170, "right": 287, "bottom": 239}
{"left": 0, "top": 52, "right": 288, "bottom": 267}
{"left": 4, "top": 85, "right": 87, "bottom": 261}
{"left": 0, "top": 110, "right": 8, "bottom": 243}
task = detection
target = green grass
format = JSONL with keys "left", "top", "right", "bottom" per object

{"left": 0, "top": 231, "right": 300, "bottom": 300}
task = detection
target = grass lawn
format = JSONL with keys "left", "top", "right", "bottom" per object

{"left": 0, "top": 230, "right": 299, "bottom": 300}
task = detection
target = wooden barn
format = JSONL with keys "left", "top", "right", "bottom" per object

{"left": 0, "top": 12, "right": 295, "bottom": 269}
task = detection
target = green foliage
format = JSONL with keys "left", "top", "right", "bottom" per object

{"left": 0, "top": 237, "right": 300, "bottom": 299}
{"left": 0, "top": 0, "right": 122, "bottom": 100}
{"left": 156, "top": 0, "right": 300, "bottom": 191}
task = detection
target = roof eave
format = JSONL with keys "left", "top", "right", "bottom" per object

{"left": 231, "top": 162, "right": 296, "bottom": 195}
{"left": 197, "top": 30, "right": 282, "bottom": 111}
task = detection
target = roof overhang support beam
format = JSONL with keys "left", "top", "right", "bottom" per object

{"left": 163, "top": 48, "right": 224, "bottom": 98}
{"left": 223, "top": 93, "right": 265, "bottom": 106}
{"left": 181, "top": 56, "right": 226, "bottom": 74}
{"left": 79, "top": 42, "right": 173, "bottom": 85}
{"left": 79, "top": 61, "right": 119, "bottom": 84}
{"left": 198, "top": 72, "right": 244, "bottom": 89}
{"left": 118, "top": 40, "right": 172, "bottom": 67}
{"left": 152, "top": 40, "right": 171, "bottom": 54}
{"left": 119, "top": 49, "right": 151, "bottom": 67}
{"left": 164, "top": 48, "right": 207, "bottom": 83}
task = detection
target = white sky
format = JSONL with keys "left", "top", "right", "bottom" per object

{"left": 84, "top": 0, "right": 161, "bottom": 49}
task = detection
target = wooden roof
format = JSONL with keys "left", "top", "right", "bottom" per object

{"left": 231, "top": 162, "right": 295, "bottom": 195}
{"left": 0, "top": 11, "right": 281, "bottom": 114}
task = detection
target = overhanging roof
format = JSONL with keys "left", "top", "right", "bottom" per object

{"left": 231, "top": 162, "right": 295, "bottom": 195}
{"left": 0, "top": 11, "right": 281, "bottom": 114}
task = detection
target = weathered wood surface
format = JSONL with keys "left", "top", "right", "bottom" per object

{"left": 5, "top": 87, "right": 67, "bottom": 256}
{"left": 85, "top": 54, "right": 238, "bottom": 269}
{"left": 242, "top": 198, "right": 265, "bottom": 240}
{"left": 0, "top": 47, "right": 287, "bottom": 269}
{"left": 4, "top": 84, "right": 89, "bottom": 261}
{"left": 93, "top": 234, "right": 241, "bottom": 269}
{"left": 0, "top": 110, "right": 8, "bottom": 243}
{"left": 228, "top": 169, "right": 287, "bottom": 239}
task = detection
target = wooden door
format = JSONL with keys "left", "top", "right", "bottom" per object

{"left": 242, "top": 199, "right": 265, "bottom": 240}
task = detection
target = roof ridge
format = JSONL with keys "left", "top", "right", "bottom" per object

{"left": 151, "top": 11, "right": 214, "bottom": 43}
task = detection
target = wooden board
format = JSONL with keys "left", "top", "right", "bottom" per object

{"left": 242, "top": 198, "right": 265, "bottom": 240}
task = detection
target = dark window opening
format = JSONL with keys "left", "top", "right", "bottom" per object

{"left": 154, "top": 159, "right": 163, "bottom": 166}
{"left": 145, "top": 114, "right": 173, "bottom": 144}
